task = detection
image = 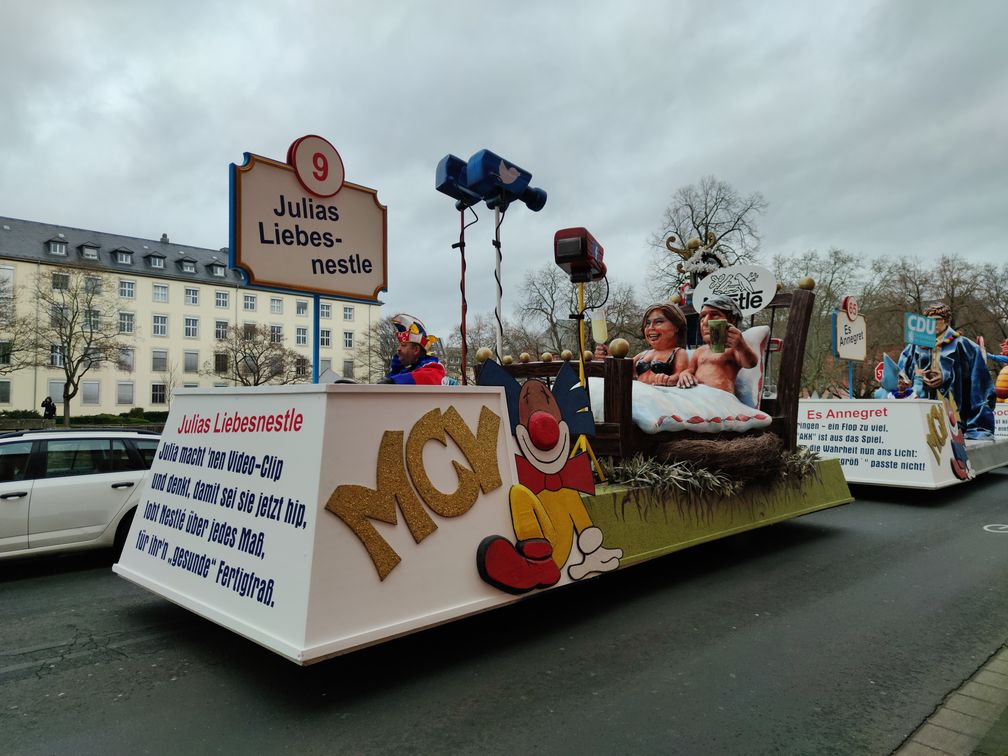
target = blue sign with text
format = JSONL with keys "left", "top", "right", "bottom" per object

{"left": 904, "top": 312, "right": 936, "bottom": 347}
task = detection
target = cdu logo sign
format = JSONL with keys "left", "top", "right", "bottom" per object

{"left": 904, "top": 312, "right": 937, "bottom": 347}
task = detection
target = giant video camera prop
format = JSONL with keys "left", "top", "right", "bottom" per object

{"left": 435, "top": 150, "right": 547, "bottom": 376}
{"left": 554, "top": 227, "right": 606, "bottom": 283}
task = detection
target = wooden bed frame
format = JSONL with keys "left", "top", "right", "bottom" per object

{"left": 495, "top": 289, "right": 815, "bottom": 459}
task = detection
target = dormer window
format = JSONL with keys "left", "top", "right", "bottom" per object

{"left": 211, "top": 264, "right": 225, "bottom": 277}
{"left": 116, "top": 250, "right": 133, "bottom": 265}
{"left": 80, "top": 245, "right": 99, "bottom": 260}
{"left": 181, "top": 260, "right": 196, "bottom": 273}
{"left": 151, "top": 256, "right": 164, "bottom": 269}
{"left": 47, "top": 240, "right": 67, "bottom": 256}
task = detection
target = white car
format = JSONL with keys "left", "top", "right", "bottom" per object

{"left": 0, "top": 429, "right": 159, "bottom": 561}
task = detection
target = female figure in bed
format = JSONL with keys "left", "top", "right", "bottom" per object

{"left": 633, "top": 303, "right": 690, "bottom": 386}
{"left": 676, "top": 294, "right": 758, "bottom": 392}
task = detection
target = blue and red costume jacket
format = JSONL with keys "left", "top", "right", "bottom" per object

{"left": 384, "top": 353, "right": 447, "bottom": 385}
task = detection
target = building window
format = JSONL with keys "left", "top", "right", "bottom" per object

{"left": 184, "top": 287, "right": 199, "bottom": 305}
{"left": 84, "top": 309, "right": 100, "bottom": 331}
{"left": 296, "top": 327, "right": 307, "bottom": 346}
{"left": 211, "top": 264, "right": 225, "bottom": 277}
{"left": 342, "top": 359, "right": 354, "bottom": 379}
{"left": 47, "top": 380, "right": 63, "bottom": 403}
{"left": 0, "top": 342, "right": 10, "bottom": 366}
{"left": 296, "top": 358, "right": 309, "bottom": 377}
{"left": 183, "top": 383, "right": 199, "bottom": 389}
{"left": 319, "top": 329, "right": 331, "bottom": 348}
{"left": 151, "top": 384, "right": 166, "bottom": 405}
{"left": 214, "top": 353, "right": 229, "bottom": 374}
{"left": 150, "top": 256, "right": 164, "bottom": 269}
{"left": 116, "top": 250, "right": 133, "bottom": 264}
{"left": 152, "top": 314, "right": 168, "bottom": 337}
{"left": 48, "top": 240, "right": 67, "bottom": 256}
{"left": 85, "top": 276, "right": 102, "bottom": 295}
{"left": 184, "top": 317, "right": 199, "bottom": 338}
{"left": 118, "top": 348, "right": 134, "bottom": 372}
{"left": 270, "top": 297, "right": 282, "bottom": 315}
{"left": 184, "top": 351, "right": 199, "bottom": 373}
{"left": 215, "top": 320, "right": 228, "bottom": 340}
{"left": 343, "top": 305, "right": 354, "bottom": 321}
{"left": 243, "top": 294, "right": 256, "bottom": 311}
{"left": 270, "top": 325, "right": 282, "bottom": 343}
{"left": 119, "top": 279, "right": 135, "bottom": 299}
{"left": 119, "top": 311, "right": 134, "bottom": 334}
{"left": 152, "top": 350, "right": 168, "bottom": 372}
{"left": 320, "top": 303, "right": 331, "bottom": 319}
{"left": 81, "top": 246, "right": 99, "bottom": 260}
{"left": 343, "top": 331, "right": 354, "bottom": 349}
{"left": 50, "top": 344, "right": 64, "bottom": 367}
{"left": 84, "top": 347, "right": 103, "bottom": 367}
{"left": 81, "top": 381, "right": 100, "bottom": 405}
{"left": 242, "top": 322, "right": 257, "bottom": 338}
{"left": 117, "top": 382, "right": 134, "bottom": 405}
{"left": 52, "top": 273, "right": 69, "bottom": 290}
{"left": 216, "top": 291, "right": 229, "bottom": 308}
{"left": 0, "top": 379, "right": 10, "bottom": 404}
{"left": 153, "top": 283, "right": 168, "bottom": 302}
{"left": 50, "top": 305, "right": 68, "bottom": 328}
{"left": 319, "top": 359, "right": 331, "bottom": 373}
{"left": 296, "top": 300, "right": 308, "bottom": 316}
{"left": 181, "top": 261, "right": 196, "bottom": 273}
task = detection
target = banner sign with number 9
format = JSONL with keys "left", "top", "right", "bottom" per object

{"left": 230, "top": 135, "right": 386, "bottom": 300}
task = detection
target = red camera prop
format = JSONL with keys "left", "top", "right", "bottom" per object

{"left": 554, "top": 227, "right": 606, "bottom": 283}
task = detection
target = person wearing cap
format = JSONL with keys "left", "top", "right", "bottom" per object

{"left": 380, "top": 313, "right": 447, "bottom": 385}
{"left": 675, "top": 294, "right": 758, "bottom": 393}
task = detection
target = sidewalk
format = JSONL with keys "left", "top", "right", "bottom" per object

{"left": 895, "top": 644, "right": 1008, "bottom": 755}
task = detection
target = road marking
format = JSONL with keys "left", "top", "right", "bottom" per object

{"left": 983, "top": 524, "right": 1008, "bottom": 533}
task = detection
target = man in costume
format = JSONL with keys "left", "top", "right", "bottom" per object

{"left": 898, "top": 303, "right": 996, "bottom": 440}
{"left": 380, "top": 313, "right": 447, "bottom": 385}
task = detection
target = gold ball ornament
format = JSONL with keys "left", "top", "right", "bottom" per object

{"left": 560, "top": 349, "right": 573, "bottom": 361}
{"left": 519, "top": 352, "right": 531, "bottom": 363}
{"left": 776, "top": 281, "right": 784, "bottom": 291}
{"left": 609, "top": 338, "right": 630, "bottom": 358}
{"left": 583, "top": 350, "right": 595, "bottom": 362}
{"left": 502, "top": 355, "right": 513, "bottom": 365}
{"left": 541, "top": 352, "right": 553, "bottom": 362}
{"left": 475, "top": 347, "right": 493, "bottom": 363}
{"left": 669, "top": 293, "right": 683, "bottom": 305}
{"left": 687, "top": 237, "right": 701, "bottom": 251}
{"left": 798, "top": 276, "right": 816, "bottom": 290}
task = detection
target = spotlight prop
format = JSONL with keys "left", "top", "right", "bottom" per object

{"left": 554, "top": 227, "right": 607, "bottom": 283}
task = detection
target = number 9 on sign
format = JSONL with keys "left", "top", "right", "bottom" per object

{"left": 288, "top": 135, "right": 345, "bottom": 197}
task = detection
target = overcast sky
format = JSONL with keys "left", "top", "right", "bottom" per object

{"left": 2, "top": 1, "right": 1005, "bottom": 340}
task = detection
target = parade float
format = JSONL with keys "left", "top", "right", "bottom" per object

{"left": 114, "top": 139, "right": 851, "bottom": 664}
{"left": 798, "top": 303, "right": 1008, "bottom": 488}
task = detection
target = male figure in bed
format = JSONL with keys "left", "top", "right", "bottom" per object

{"left": 676, "top": 294, "right": 759, "bottom": 391}
{"left": 898, "top": 303, "right": 995, "bottom": 440}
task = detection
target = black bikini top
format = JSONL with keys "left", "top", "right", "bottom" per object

{"left": 636, "top": 348, "right": 681, "bottom": 376}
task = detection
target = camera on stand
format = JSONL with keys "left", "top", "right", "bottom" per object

{"left": 553, "top": 227, "right": 606, "bottom": 283}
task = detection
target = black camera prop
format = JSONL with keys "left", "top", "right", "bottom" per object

{"left": 554, "top": 227, "right": 606, "bottom": 283}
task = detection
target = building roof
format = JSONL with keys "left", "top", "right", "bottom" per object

{"left": 0, "top": 216, "right": 242, "bottom": 288}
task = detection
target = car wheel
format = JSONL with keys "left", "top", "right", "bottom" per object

{"left": 113, "top": 509, "right": 136, "bottom": 562}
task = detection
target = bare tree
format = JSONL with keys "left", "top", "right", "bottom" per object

{"left": 649, "top": 175, "right": 768, "bottom": 297}
{"left": 30, "top": 268, "right": 133, "bottom": 424}
{"left": 354, "top": 315, "right": 398, "bottom": 383}
{"left": 205, "top": 324, "right": 305, "bottom": 386}
{"left": 516, "top": 264, "right": 579, "bottom": 354}
{"left": 159, "top": 360, "right": 181, "bottom": 408}
{"left": 0, "top": 268, "right": 37, "bottom": 375}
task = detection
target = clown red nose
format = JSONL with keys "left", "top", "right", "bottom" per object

{"left": 528, "top": 411, "right": 560, "bottom": 450}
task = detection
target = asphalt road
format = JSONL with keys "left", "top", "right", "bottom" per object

{"left": 3, "top": 469, "right": 1008, "bottom": 755}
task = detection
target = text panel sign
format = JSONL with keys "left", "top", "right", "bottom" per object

{"left": 230, "top": 152, "right": 387, "bottom": 300}
{"left": 798, "top": 399, "right": 958, "bottom": 488}
{"left": 904, "top": 312, "right": 937, "bottom": 348}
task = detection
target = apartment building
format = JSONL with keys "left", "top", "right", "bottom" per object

{"left": 0, "top": 217, "right": 381, "bottom": 414}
